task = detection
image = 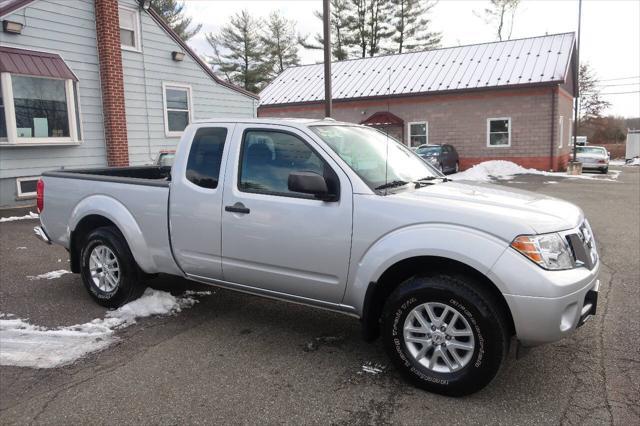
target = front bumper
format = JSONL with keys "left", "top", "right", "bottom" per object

{"left": 503, "top": 276, "right": 599, "bottom": 346}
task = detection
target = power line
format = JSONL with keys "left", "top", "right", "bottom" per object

{"left": 595, "top": 82, "right": 640, "bottom": 88}
{"left": 596, "top": 90, "right": 640, "bottom": 95}
{"left": 593, "top": 75, "right": 640, "bottom": 82}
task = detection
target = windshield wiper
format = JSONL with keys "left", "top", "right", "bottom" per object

{"left": 413, "top": 176, "right": 451, "bottom": 187}
{"left": 374, "top": 180, "right": 410, "bottom": 191}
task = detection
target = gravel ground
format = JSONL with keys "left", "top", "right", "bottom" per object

{"left": 0, "top": 166, "right": 638, "bottom": 425}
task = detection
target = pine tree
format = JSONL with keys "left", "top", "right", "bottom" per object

{"left": 151, "top": 0, "right": 202, "bottom": 41}
{"left": 302, "top": 0, "right": 355, "bottom": 61}
{"left": 389, "top": 0, "right": 441, "bottom": 53}
{"left": 206, "top": 11, "right": 266, "bottom": 93}
{"left": 578, "top": 64, "right": 611, "bottom": 121}
{"left": 261, "top": 12, "right": 301, "bottom": 77}
{"left": 350, "top": 0, "right": 393, "bottom": 58}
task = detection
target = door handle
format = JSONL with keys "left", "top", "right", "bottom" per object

{"left": 225, "top": 202, "right": 250, "bottom": 214}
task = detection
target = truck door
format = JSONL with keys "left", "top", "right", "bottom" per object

{"left": 169, "top": 124, "right": 234, "bottom": 279}
{"left": 220, "top": 124, "right": 353, "bottom": 303}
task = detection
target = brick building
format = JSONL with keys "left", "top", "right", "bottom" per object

{"left": 258, "top": 33, "right": 577, "bottom": 172}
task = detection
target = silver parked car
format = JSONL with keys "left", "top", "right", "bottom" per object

{"left": 35, "top": 118, "right": 599, "bottom": 396}
{"left": 576, "top": 145, "right": 609, "bottom": 173}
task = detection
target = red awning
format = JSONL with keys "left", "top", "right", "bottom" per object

{"left": 360, "top": 111, "right": 404, "bottom": 126}
{"left": 0, "top": 46, "right": 77, "bottom": 81}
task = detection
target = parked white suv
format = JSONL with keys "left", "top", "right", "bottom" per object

{"left": 35, "top": 118, "right": 599, "bottom": 396}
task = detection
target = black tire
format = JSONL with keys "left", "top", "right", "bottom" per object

{"left": 382, "top": 274, "right": 510, "bottom": 396}
{"left": 601, "top": 167, "right": 608, "bottom": 174}
{"left": 80, "top": 226, "right": 145, "bottom": 308}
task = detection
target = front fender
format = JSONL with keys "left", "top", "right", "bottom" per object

{"left": 343, "top": 224, "right": 510, "bottom": 315}
{"left": 69, "top": 195, "right": 158, "bottom": 273}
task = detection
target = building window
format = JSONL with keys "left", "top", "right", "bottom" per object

{"left": 16, "top": 176, "right": 39, "bottom": 199}
{"left": 162, "top": 83, "right": 192, "bottom": 136}
{"left": 558, "top": 116, "right": 564, "bottom": 148}
{"left": 0, "top": 73, "right": 80, "bottom": 145}
{"left": 119, "top": 6, "right": 141, "bottom": 51}
{"left": 408, "top": 121, "right": 428, "bottom": 147}
{"left": 487, "top": 118, "right": 511, "bottom": 147}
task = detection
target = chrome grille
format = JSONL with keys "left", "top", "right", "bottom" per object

{"left": 567, "top": 220, "right": 598, "bottom": 269}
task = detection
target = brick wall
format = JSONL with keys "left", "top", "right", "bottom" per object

{"left": 259, "top": 86, "right": 573, "bottom": 171}
{"left": 95, "top": 0, "right": 129, "bottom": 166}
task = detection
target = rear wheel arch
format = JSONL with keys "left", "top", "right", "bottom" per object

{"left": 70, "top": 215, "right": 119, "bottom": 273}
{"left": 361, "top": 256, "right": 515, "bottom": 341}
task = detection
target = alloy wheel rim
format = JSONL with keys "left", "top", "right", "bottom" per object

{"left": 403, "top": 302, "right": 475, "bottom": 373}
{"left": 89, "top": 244, "right": 120, "bottom": 292}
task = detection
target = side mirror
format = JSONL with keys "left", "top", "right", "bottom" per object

{"left": 288, "top": 171, "right": 336, "bottom": 201}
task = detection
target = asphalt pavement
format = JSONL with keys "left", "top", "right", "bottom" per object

{"left": 0, "top": 166, "right": 638, "bottom": 425}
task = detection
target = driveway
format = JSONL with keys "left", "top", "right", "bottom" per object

{"left": 1, "top": 166, "right": 638, "bottom": 425}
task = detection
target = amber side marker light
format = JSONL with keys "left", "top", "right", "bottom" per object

{"left": 511, "top": 236, "right": 544, "bottom": 265}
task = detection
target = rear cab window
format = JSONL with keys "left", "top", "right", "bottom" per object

{"left": 185, "top": 127, "right": 228, "bottom": 189}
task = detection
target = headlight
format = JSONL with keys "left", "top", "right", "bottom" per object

{"left": 511, "top": 233, "right": 575, "bottom": 270}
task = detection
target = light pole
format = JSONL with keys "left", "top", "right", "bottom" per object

{"left": 323, "top": 0, "right": 332, "bottom": 118}
{"left": 571, "top": 0, "right": 582, "bottom": 169}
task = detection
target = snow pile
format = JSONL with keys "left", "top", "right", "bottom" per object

{"left": 628, "top": 157, "right": 640, "bottom": 166}
{"left": 0, "top": 211, "right": 39, "bottom": 223}
{"left": 27, "top": 270, "right": 71, "bottom": 280}
{"left": 451, "top": 160, "right": 540, "bottom": 182}
{"left": 0, "top": 288, "right": 207, "bottom": 369}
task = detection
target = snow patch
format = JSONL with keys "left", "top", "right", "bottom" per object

{"left": 0, "top": 288, "right": 208, "bottom": 369}
{"left": 360, "top": 362, "right": 386, "bottom": 375}
{"left": 628, "top": 157, "right": 640, "bottom": 166}
{"left": 27, "top": 270, "right": 71, "bottom": 280}
{"left": 0, "top": 212, "right": 39, "bottom": 223}
{"left": 16, "top": 246, "right": 27, "bottom": 250}
{"left": 450, "top": 160, "right": 621, "bottom": 182}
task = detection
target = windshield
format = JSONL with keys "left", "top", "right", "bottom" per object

{"left": 416, "top": 146, "right": 441, "bottom": 156}
{"left": 310, "top": 125, "right": 438, "bottom": 191}
{"left": 576, "top": 146, "right": 606, "bottom": 155}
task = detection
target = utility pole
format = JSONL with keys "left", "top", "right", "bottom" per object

{"left": 323, "top": 0, "right": 332, "bottom": 118}
{"left": 572, "top": 0, "right": 582, "bottom": 165}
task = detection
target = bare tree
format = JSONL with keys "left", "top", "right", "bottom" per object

{"left": 475, "top": 0, "right": 521, "bottom": 41}
{"left": 350, "top": 0, "right": 394, "bottom": 58}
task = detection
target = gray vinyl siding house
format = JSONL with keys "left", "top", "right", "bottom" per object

{"left": 0, "top": 0, "right": 257, "bottom": 207}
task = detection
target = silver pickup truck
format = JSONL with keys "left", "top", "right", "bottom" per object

{"left": 35, "top": 118, "right": 599, "bottom": 396}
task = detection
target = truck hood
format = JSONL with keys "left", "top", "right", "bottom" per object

{"left": 392, "top": 180, "right": 583, "bottom": 236}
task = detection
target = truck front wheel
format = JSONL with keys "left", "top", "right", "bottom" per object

{"left": 382, "top": 274, "right": 510, "bottom": 396}
{"left": 80, "top": 226, "right": 145, "bottom": 308}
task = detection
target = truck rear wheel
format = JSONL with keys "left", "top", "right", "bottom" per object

{"left": 382, "top": 273, "right": 510, "bottom": 396}
{"left": 80, "top": 226, "right": 145, "bottom": 308}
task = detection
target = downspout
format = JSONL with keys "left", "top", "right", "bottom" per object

{"left": 549, "top": 87, "right": 556, "bottom": 171}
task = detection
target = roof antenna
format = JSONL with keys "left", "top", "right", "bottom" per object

{"left": 384, "top": 67, "right": 391, "bottom": 191}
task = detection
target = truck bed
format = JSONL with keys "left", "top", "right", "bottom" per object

{"left": 42, "top": 165, "right": 171, "bottom": 187}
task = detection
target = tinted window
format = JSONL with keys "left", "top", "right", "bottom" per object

{"left": 239, "top": 130, "right": 327, "bottom": 197}
{"left": 186, "top": 127, "right": 227, "bottom": 189}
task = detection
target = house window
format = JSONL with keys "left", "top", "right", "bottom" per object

{"left": 16, "top": 177, "right": 39, "bottom": 199}
{"left": 163, "top": 83, "right": 192, "bottom": 136}
{"left": 119, "top": 6, "right": 141, "bottom": 51}
{"left": 487, "top": 118, "right": 511, "bottom": 147}
{"left": 408, "top": 121, "right": 428, "bottom": 147}
{"left": 0, "top": 73, "right": 80, "bottom": 145}
{"left": 558, "top": 116, "right": 564, "bottom": 148}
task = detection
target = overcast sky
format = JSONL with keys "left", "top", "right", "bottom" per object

{"left": 183, "top": 0, "right": 640, "bottom": 118}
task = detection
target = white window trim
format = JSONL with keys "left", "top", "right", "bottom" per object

{"left": 407, "top": 121, "right": 428, "bottom": 146}
{"left": 162, "top": 82, "right": 193, "bottom": 138}
{"left": 119, "top": 5, "right": 142, "bottom": 52}
{"left": 486, "top": 117, "right": 511, "bottom": 148}
{"left": 0, "top": 72, "right": 82, "bottom": 146}
{"left": 16, "top": 176, "right": 40, "bottom": 199}
{"left": 558, "top": 116, "right": 564, "bottom": 148}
